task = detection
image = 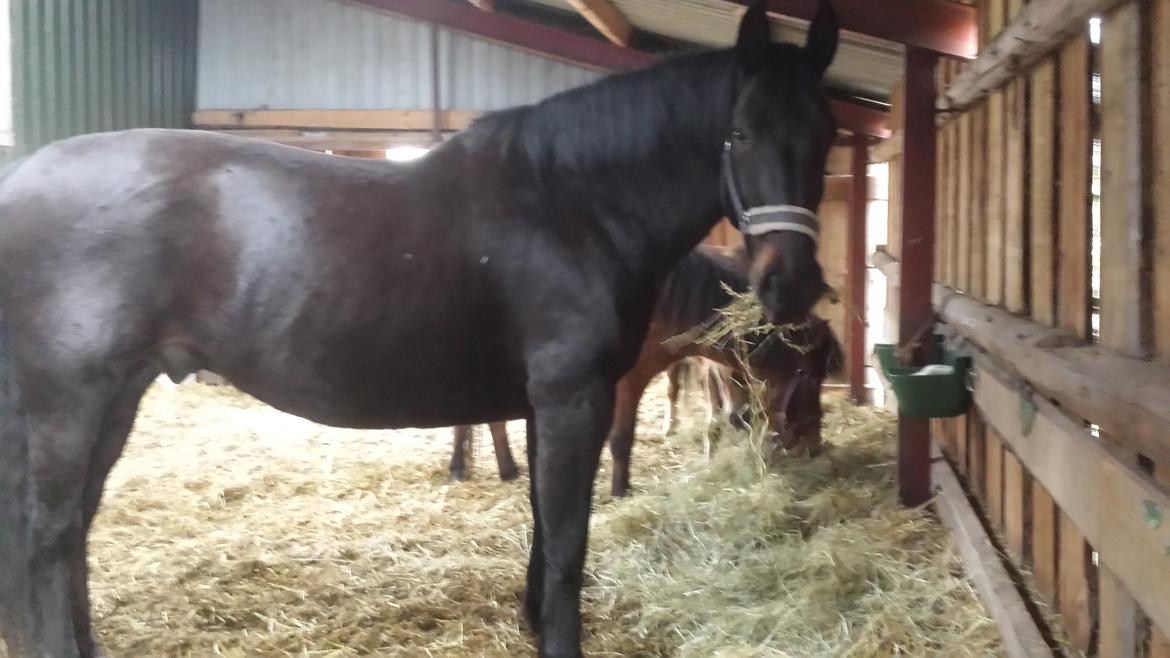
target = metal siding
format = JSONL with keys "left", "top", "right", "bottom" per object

{"left": 196, "top": 0, "right": 600, "bottom": 112}
{"left": 7, "top": 0, "right": 197, "bottom": 158}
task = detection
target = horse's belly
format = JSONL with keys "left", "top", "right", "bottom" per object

{"left": 220, "top": 337, "right": 530, "bottom": 431}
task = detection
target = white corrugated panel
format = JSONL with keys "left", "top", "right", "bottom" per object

{"left": 197, "top": 0, "right": 600, "bottom": 111}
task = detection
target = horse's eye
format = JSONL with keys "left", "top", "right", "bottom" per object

{"left": 732, "top": 128, "right": 748, "bottom": 143}
{"left": 796, "top": 368, "right": 806, "bottom": 376}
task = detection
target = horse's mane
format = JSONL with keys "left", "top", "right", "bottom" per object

{"left": 452, "top": 50, "right": 737, "bottom": 179}
{"left": 655, "top": 244, "right": 749, "bottom": 330}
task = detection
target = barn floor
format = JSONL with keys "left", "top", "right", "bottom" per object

{"left": 86, "top": 377, "right": 1004, "bottom": 657}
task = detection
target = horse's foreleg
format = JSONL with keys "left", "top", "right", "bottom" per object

{"left": 71, "top": 367, "right": 156, "bottom": 658}
{"left": 449, "top": 425, "right": 473, "bottom": 482}
{"left": 530, "top": 377, "right": 611, "bottom": 658}
{"left": 662, "top": 362, "right": 683, "bottom": 435}
{"left": 488, "top": 422, "right": 518, "bottom": 481}
{"left": 607, "top": 376, "right": 647, "bottom": 498}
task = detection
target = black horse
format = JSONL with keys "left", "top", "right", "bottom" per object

{"left": 0, "top": 2, "right": 839, "bottom": 655}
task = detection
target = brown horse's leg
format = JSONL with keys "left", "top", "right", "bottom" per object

{"left": 607, "top": 376, "right": 647, "bottom": 497}
{"left": 71, "top": 366, "right": 156, "bottom": 658}
{"left": 488, "top": 422, "right": 518, "bottom": 481}
{"left": 449, "top": 425, "right": 473, "bottom": 481}
{"left": 661, "top": 361, "right": 683, "bottom": 435}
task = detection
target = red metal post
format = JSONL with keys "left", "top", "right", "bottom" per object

{"left": 897, "top": 47, "right": 939, "bottom": 506}
{"left": 846, "top": 134, "right": 868, "bottom": 405}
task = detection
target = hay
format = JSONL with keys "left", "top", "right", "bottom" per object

{"left": 69, "top": 374, "right": 1003, "bottom": 657}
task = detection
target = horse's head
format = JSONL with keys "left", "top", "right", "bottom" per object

{"left": 725, "top": 0, "right": 839, "bottom": 325}
{"left": 750, "top": 318, "right": 844, "bottom": 455}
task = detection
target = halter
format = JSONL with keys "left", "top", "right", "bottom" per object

{"left": 721, "top": 139, "right": 820, "bottom": 241}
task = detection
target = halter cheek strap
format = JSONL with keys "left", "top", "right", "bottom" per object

{"left": 721, "top": 139, "right": 820, "bottom": 242}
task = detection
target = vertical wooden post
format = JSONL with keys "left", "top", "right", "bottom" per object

{"left": 847, "top": 135, "right": 868, "bottom": 405}
{"left": 897, "top": 47, "right": 939, "bottom": 507}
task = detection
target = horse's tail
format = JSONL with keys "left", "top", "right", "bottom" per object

{"left": 0, "top": 309, "right": 31, "bottom": 653}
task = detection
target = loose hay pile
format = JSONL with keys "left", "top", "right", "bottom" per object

{"left": 81, "top": 376, "right": 1002, "bottom": 657}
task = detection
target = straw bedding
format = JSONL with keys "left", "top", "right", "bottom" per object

{"left": 54, "top": 373, "right": 1006, "bottom": 657}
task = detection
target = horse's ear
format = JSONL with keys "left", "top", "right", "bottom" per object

{"left": 804, "top": 0, "right": 839, "bottom": 79}
{"left": 735, "top": 0, "right": 772, "bottom": 69}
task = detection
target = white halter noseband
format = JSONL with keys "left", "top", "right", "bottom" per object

{"left": 721, "top": 139, "right": 820, "bottom": 241}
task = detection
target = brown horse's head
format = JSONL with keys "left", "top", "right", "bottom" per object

{"left": 726, "top": 0, "right": 839, "bottom": 325}
{"left": 748, "top": 318, "right": 843, "bottom": 454}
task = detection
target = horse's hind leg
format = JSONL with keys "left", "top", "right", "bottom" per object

{"left": 488, "top": 422, "right": 518, "bottom": 481}
{"left": 16, "top": 368, "right": 116, "bottom": 658}
{"left": 661, "top": 361, "right": 684, "bottom": 435}
{"left": 449, "top": 425, "right": 473, "bottom": 481}
{"left": 70, "top": 366, "right": 157, "bottom": 657}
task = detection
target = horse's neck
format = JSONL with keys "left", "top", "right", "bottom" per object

{"left": 472, "top": 51, "right": 738, "bottom": 267}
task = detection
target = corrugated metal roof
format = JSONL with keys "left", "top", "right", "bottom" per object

{"left": 198, "top": 0, "right": 600, "bottom": 112}
{"left": 517, "top": 0, "right": 903, "bottom": 102}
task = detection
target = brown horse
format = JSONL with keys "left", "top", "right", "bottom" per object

{"left": 449, "top": 245, "right": 844, "bottom": 495}
{"left": 0, "top": 3, "right": 840, "bottom": 655}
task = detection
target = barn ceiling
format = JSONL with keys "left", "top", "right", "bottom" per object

{"left": 510, "top": 0, "right": 904, "bottom": 105}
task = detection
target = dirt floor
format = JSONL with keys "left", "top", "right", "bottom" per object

{"left": 80, "top": 376, "right": 1004, "bottom": 657}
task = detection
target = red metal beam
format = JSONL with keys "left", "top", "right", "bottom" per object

{"left": 347, "top": 0, "right": 889, "bottom": 136}
{"left": 896, "top": 48, "right": 940, "bottom": 506}
{"left": 831, "top": 100, "right": 890, "bottom": 139}
{"left": 466, "top": 0, "right": 494, "bottom": 10}
{"left": 845, "top": 134, "right": 868, "bottom": 404}
{"left": 723, "top": 0, "right": 978, "bottom": 59}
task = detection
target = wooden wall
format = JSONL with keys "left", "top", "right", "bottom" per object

{"left": 931, "top": 0, "right": 1170, "bottom": 654}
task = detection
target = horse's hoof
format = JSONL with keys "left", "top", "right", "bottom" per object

{"left": 449, "top": 470, "right": 466, "bottom": 482}
{"left": 499, "top": 466, "right": 520, "bottom": 482}
{"left": 611, "top": 484, "right": 631, "bottom": 498}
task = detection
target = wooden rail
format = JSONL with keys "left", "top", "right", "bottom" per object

{"left": 940, "top": 0, "right": 1127, "bottom": 110}
{"left": 871, "top": 248, "right": 1170, "bottom": 469}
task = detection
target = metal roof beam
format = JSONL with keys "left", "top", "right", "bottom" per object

{"left": 566, "top": 0, "right": 634, "bottom": 46}
{"left": 724, "top": 0, "right": 978, "bottom": 58}
{"left": 345, "top": 0, "right": 889, "bottom": 135}
{"left": 466, "top": 0, "right": 494, "bottom": 10}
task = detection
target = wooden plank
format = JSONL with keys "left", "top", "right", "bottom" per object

{"left": 969, "top": 410, "right": 987, "bottom": 501}
{"left": 1029, "top": 57, "right": 1058, "bottom": 327}
{"left": 566, "top": 0, "right": 633, "bottom": 46}
{"left": 204, "top": 129, "right": 443, "bottom": 151}
{"left": 193, "top": 109, "right": 481, "bottom": 131}
{"left": 1058, "top": 513, "right": 1094, "bottom": 653}
{"left": 1099, "top": 2, "right": 1147, "bottom": 355}
{"left": 1156, "top": 456, "right": 1170, "bottom": 653}
{"left": 956, "top": 110, "right": 973, "bottom": 292}
{"left": 1003, "top": 449, "right": 1026, "bottom": 559}
{"left": 1153, "top": 0, "right": 1170, "bottom": 363}
{"left": 896, "top": 49, "right": 940, "bottom": 506}
{"left": 985, "top": 89, "right": 1006, "bottom": 306}
{"left": 972, "top": 361, "right": 1170, "bottom": 647}
{"left": 868, "top": 132, "right": 903, "bottom": 162}
{"left": 1032, "top": 482, "right": 1058, "bottom": 603}
{"left": 941, "top": 0, "right": 1128, "bottom": 110}
{"left": 986, "top": 427, "right": 1005, "bottom": 530}
{"left": 970, "top": 104, "right": 988, "bottom": 300}
{"left": 932, "top": 456, "right": 1054, "bottom": 658}
{"left": 955, "top": 410, "right": 970, "bottom": 475}
{"left": 1098, "top": 564, "right": 1139, "bottom": 658}
{"left": 1057, "top": 35, "right": 1093, "bottom": 339}
{"left": 1003, "top": 77, "right": 1028, "bottom": 315}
